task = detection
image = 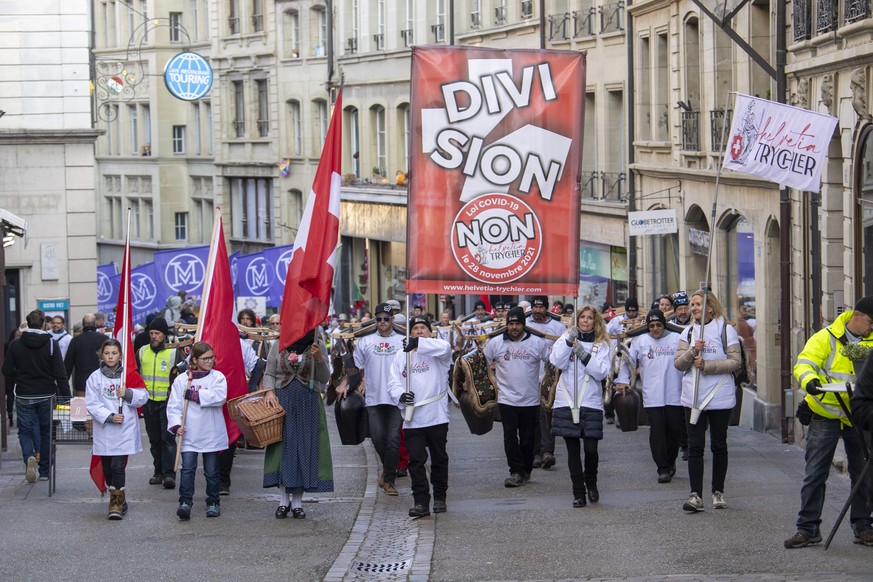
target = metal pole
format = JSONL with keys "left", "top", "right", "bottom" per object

{"left": 689, "top": 89, "right": 734, "bottom": 425}
{"left": 539, "top": 0, "right": 545, "bottom": 49}
{"left": 404, "top": 294, "right": 414, "bottom": 422}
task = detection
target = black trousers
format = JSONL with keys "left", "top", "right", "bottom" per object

{"left": 143, "top": 399, "right": 176, "bottom": 478}
{"left": 646, "top": 405, "right": 684, "bottom": 473}
{"left": 101, "top": 454, "right": 128, "bottom": 489}
{"left": 404, "top": 423, "right": 449, "bottom": 506}
{"left": 533, "top": 405, "right": 554, "bottom": 456}
{"left": 685, "top": 407, "right": 731, "bottom": 495}
{"left": 564, "top": 437, "right": 599, "bottom": 498}
{"left": 367, "top": 405, "right": 403, "bottom": 484}
{"left": 499, "top": 403, "right": 539, "bottom": 476}
{"left": 219, "top": 441, "right": 237, "bottom": 489}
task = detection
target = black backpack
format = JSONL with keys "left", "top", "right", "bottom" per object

{"left": 685, "top": 323, "right": 752, "bottom": 386}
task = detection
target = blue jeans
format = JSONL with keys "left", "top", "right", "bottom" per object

{"left": 796, "top": 415, "right": 872, "bottom": 536}
{"left": 17, "top": 397, "right": 52, "bottom": 477}
{"left": 179, "top": 451, "right": 220, "bottom": 506}
{"left": 367, "top": 405, "right": 402, "bottom": 484}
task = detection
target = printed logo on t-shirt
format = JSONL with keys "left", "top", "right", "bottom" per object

{"left": 409, "top": 361, "right": 430, "bottom": 375}
{"left": 374, "top": 342, "right": 397, "bottom": 356}
{"left": 102, "top": 382, "right": 121, "bottom": 398}
{"left": 647, "top": 345, "right": 675, "bottom": 360}
{"left": 503, "top": 347, "right": 538, "bottom": 362}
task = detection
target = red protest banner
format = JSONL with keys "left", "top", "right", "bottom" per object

{"left": 407, "top": 46, "right": 586, "bottom": 296}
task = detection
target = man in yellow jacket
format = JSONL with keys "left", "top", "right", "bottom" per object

{"left": 785, "top": 298, "right": 873, "bottom": 549}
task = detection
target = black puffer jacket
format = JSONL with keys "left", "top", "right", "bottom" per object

{"left": 64, "top": 327, "right": 107, "bottom": 394}
{"left": 2, "top": 330, "right": 70, "bottom": 398}
{"left": 551, "top": 406, "right": 604, "bottom": 440}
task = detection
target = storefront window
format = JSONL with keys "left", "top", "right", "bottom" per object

{"left": 859, "top": 127, "right": 873, "bottom": 296}
{"left": 579, "top": 241, "right": 628, "bottom": 308}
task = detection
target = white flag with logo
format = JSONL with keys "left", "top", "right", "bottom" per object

{"left": 722, "top": 93, "right": 837, "bottom": 193}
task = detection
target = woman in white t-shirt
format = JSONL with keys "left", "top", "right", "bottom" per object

{"left": 674, "top": 290, "right": 741, "bottom": 513}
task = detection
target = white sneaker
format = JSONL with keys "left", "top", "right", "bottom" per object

{"left": 25, "top": 456, "right": 37, "bottom": 483}
{"left": 712, "top": 491, "right": 727, "bottom": 509}
{"left": 683, "top": 492, "right": 704, "bottom": 512}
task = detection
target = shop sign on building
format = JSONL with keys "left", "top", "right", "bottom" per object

{"left": 628, "top": 209, "right": 678, "bottom": 236}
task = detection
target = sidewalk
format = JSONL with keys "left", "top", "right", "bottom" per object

{"left": 2, "top": 406, "right": 872, "bottom": 581}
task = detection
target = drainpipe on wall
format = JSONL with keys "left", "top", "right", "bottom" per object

{"left": 776, "top": 1, "right": 790, "bottom": 443}
{"left": 626, "top": 1, "right": 636, "bottom": 294}
{"left": 326, "top": 0, "right": 335, "bottom": 94}
{"left": 539, "top": 0, "right": 546, "bottom": 49}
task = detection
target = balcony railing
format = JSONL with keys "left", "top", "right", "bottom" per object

{"left": 471, "top": 12, "right": 480, "bottom": 28}
{"left": 346, "top": 37, "right": 357, "bottom": 54}
{"left": 495, "top": 6, "right": 507, "bottom": 25}
{"left": 580, "top": 171, "right": 599, "bottom": 199}
{"left": 600, "top": 1, "right": 624, "bottom": 34}
{"left": 432, "top": 23, "right": 444, "bottom": 42}
{"left": 374, "top": 33, "right": 384, "bottom": 51}
{"left": 574, "top": 8, "right": 596, "bottom": 38}
{"left": 549, "top": 13, "right": 569, "bottom": 41}
{"left": 681, "top": 111, "right": 700, "bottom": 151}
{"left": 710, "top": 108, "right": 733, "bottom": 152}
{"left": 521, "top": 0, "right": 533, "bottom": 19}
{"left": 601, "top": 172, "right": 626, "bottom": 201}
{"left": 257, "top": 119, "right": 269, "bottom": 137}
{"left": 400, "top": 28, "right": 414, "bottom": 47}
{"left": 846, "top": 0, "right": 869, "bottom": 23}
{"left": 816, "top": 0, "right": 836, "bottom": 34}
{"left": 794, "top": 0, "right": 811, "bottom": 41}
{"left": 233, "top": 120, "right": 245, "bottom": 138}
{"left": 252, "top": 14, "right": 264, "bottom": 32}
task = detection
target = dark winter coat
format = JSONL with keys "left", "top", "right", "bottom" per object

{"left": 64, "top": 327, "right": 108, "bottom": 394}
{"left": 2, "top": 330, "right": 70, "bottom": 398}
{"left": 551, "top": 405, "right": 604, "bottom": 440}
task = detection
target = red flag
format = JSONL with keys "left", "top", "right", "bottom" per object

{"left": 197, "top": 211, "right": 248, "bottom": 445}
{"left": 91, "top": 212, "right": 147, "bottom": 493}
{"left": 280, "top": 91, "right": 342, "bottom": 350}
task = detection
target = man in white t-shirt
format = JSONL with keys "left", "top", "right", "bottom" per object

{"left": 526, "top": 296, "right": 566, "bottom": 469}
{"left": 349, "top": 302, "right": 404, "bottom": 496}
{"left": 484, "top": 307, "right": 551, "bottom": 487}
{"left": 389, "top": 315, "right": 453, "bottom": 517}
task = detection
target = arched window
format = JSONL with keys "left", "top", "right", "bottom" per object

{"left": 283, "top": 10, "right": 300, "bottom": 58}
{"left": 287, "top": 100, "right": 302, "bottom": 156}
{"left": 370, "top": 105, "right": 387, "bottom": 178}
{"left": 856, "top": 125, "right": 873, "bottom": 296}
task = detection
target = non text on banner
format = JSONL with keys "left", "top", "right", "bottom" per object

{"left": 722, "top": 93, "right": 838, "bottom": 193}
{"left": 407, "top": 46, "right": 586, "bottom": 296}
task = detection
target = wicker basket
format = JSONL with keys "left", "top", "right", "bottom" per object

{"left": 227, "top": 390, "right": 285, "bottom": 447}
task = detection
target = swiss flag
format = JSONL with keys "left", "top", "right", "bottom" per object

{"left": 91, "top": 214, "right": 147, "bottom": 493}
{"left": 197, "top": 211, "right": 248, "bottom": 444}
{"left": 280, "top": 92, "right": 343, "bottom": 350}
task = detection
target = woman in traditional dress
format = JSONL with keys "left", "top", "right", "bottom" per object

{"left": 263, "top": 328, "right": 333, "bottom": 519}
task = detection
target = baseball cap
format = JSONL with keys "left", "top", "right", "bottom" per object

{"left": 374, "top": 303, "right": 392, "bottom": 316}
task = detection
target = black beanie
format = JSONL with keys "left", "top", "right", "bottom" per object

{"left": 854, "top": 296, "right": 873, "bottom": 319}
{"left": 506, "top": 307, "right": 525, "bottom": 324}
{"left": 147, "top": 317, "right": 170, "bottom": 336}
{"left": 408, "top": 315, "right": 432, "bottom": 332}
{"left": 646, "top": 309, "right": 667, "bottom": 328}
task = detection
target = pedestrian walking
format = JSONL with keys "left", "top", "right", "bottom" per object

{"left": 85, "top": 339, "right": 149, "bottom": 519}
{"left": 137, "top": 317, "right": 183, "bottom": 489}
{"left": 616, "top": 309, "right": 684, "bottom": 483}
{"left": 388, "top": 316, "right": 454, "bottom": 517}
{"left": 2, "top": 309, "right": 71, "bottom": 483}
{"left": 262, "top": 328, "right": 333, "bottom": 520}
{"left": 346, "top": 302, "right": 404, "bottom": 496}
{"left": 673, "top": 290, "right": 741, "bottom": 513}
{"left": 526, "top": 295, "right": 567, "bottom": 470}
{"left": 785, "top": 297, "right": 873, "bottom": 548}
{"left": 484, "top": 306, "right": 551, "bottom": 488}
{"left": 167, "top": 342, "right": 228, "bottom": 520}
{"left": 550, "top": 306, "right": 611, "bottom": 507}
{"left": 65, "top": 313, "right": 108, "bottom": 397}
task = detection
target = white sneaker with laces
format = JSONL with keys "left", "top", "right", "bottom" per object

{"left": 683, "top": 492, "right": 704, "bottom": 512}
{"left": 25, "top": 456, "right": 37, "bottom": 484}
{"left": 712, "top": 491, "right": 726, "bottom": 509}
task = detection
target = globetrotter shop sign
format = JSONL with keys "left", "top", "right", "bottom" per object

{"left": 407, "top": 46, "right": 586, "bottom": 296}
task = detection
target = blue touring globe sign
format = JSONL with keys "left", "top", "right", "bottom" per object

{"left": 163, "top": 52, "right": 213, "bottom": 101}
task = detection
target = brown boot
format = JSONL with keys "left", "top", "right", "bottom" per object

{"left": 108, "top": 488, "right": 124, "bottom": 520}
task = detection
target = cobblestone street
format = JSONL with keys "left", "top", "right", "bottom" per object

{"left": 2, "top": 406, "right": 872, "bottom": 581}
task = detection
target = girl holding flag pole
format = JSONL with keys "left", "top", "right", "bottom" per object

{"left": 673, "top": 290, "right": 741, "bottom": 512}
{"left": 85, "top": 339, "right": 149, "bottom": 520}
{"left": 549, "top": 306, "right": 611, "bottom": 508}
